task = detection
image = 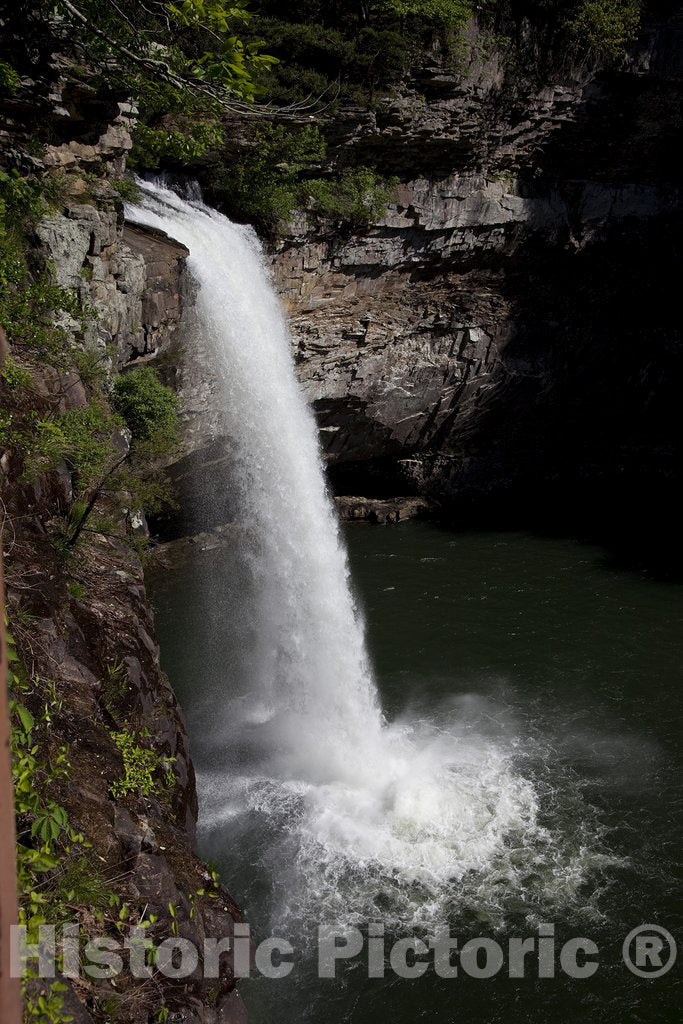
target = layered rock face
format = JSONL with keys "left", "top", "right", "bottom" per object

{"left": 36, "top": 200, "right": 192, "bottom": 370}
{"left": 145, "top": 10, "right": 682, "bottom": 562}
{"left": 270, "top": 13, "right": 683, "bottom": 561}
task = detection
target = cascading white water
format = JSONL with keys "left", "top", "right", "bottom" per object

{"left": 128, "top": 183, "right": 600, "bottom": 929}
{"left": 130, "top": 182, "right": 382, "bottom": 779}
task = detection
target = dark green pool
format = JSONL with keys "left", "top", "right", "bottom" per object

{"left": 150, "top": 522, "right": 682, "bottom": 1023}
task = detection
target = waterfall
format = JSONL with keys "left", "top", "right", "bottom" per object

{"left": 127, "top": 183, "right": 583, "bottom": 929}
{"left": 129, "top": 181, "right": 382, "bottom": 780}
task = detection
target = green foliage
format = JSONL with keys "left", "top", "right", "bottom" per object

{"left": 0, "top": 168, "right": 65, "bottom": 227}
{"left": 5, "top": 625, "right": 84, "bottom": 897}
{"left": 236, "top": 0, "right": 477, "bottom": 109}
{"left": 213, "top": 123, "right": 396, "bottom": 228}
{"left": 101, "top": 660, "right": 130, "bottom": 717}
{"left": 23, "top": 978, "right": 74, "bottom": 1024}
{"left": 247, "top": 0, "right": 641, "bottom": 119}
{"left": 9, "top": 688, "right": 75, "bottom": 852}
{"left": 0, "top": 169, "right": 177, "bottom": 552}
{"left": 109, "top": 730, "right": 176, "bottom": 799}
{"left": 0, "top": 238, "right": 83, "bottom": 362}
{"left": 50, "top": 0, "right": 276, "bottom": 104}
{"left": 480, "top": 1, "right": 642, "bottom": 62}
{"left": 57, "top": 401, "right": 124, "bottom": 486}
{"left": 0, "top": 355, "right": 33, "bottom": 391}
{"left": 56, "top": 855, "right": 112, "bottom": 912}
{"left": 214, "top": 122, "right": 326, "bottom": 225}
{"left": 245, "top": 15, "right": 412, "bottom": 107}
{"left": 565, "top": 0, "right": 641, "bottom": 58}
{"left": 307, "top": 167, "right": 399, "bottom": 224}
{"left": 111, "top": 367, "right": 180, "bottom": 449}
{"left": 6, "top": 626, "right": 121, "bottom": 1024}
{"left": 123, "top": 468, "right": 179, "bottom": 521}
{"left": 159, "top": 0, "right": 278, "bottom": 97}
{"left": 0, "top": 59, "right": 21, "bottom": 92}
{"left": 0, "top": 170, "right": 86, "bottom": 365}
{"left": 73, "top": 346, "right": 109, "bottom": 388}
{"left": 131, "top": 119, "right": 225, "bottom": 170}
{"left": 2, "top": 369, "right": 178, "bottom": 550}
{"left": 109, "top": 177, "right": 141, "bottom": 203}
{"left": 379, "top": 0, "right": 472, "bottom": 24}
{"left": 2, "top": 1, "right": 278, "bottom": 194}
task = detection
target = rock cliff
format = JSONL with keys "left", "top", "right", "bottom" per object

{"left": 266, "top": 11, "right": 682, "bottom": 567}
{"left": 1, "top": 67, "right": 246, "bottom": 1023}
{"left": 154, "top": 11, "right": 682, "bottom": 569}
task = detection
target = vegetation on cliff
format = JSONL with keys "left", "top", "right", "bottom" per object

{"left": 0, "top": 159, "right": 196, "bottom": 1022}
{"left": 131, "top": 0, "right": 644, "bottom": 228}
{"left": 1, "top": 1, "right": 647, "bottom": 234}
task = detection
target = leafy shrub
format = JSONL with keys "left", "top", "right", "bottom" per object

{"left": 0, "top": 168, "right": 66, "bottom": 227}
{"left": 0, "top": 356, "right": 33, "bottom": 391}
{"left": 110, "top": 177, "right": 142, "bottom": 203}
{"left": 212, "top": 123, "right": 397, "bottom": 228}
{"left": 0, "top": 59, "right": 20, "bottom": 92}
{"left": 0, "top": 171, "right": 85, "bottom": 365}
{"left": 381, "top": 0, "right": 472, "bottom": 24}
{"left": 213, "top": 123, "right": 327, "bottom": 226}
{"left": 112, "top": 367, "right": 180, "bottom": 449}
{"left": 307, "top": 167, "right": 399, "bottom": 223}
{"left": 109, "top": 730, "right": 175, "bottom": 799}
{"left": 565, "top": 0, "right": 641, "bottom": 58}
{"left": 131, "top": 119, "right": 225, "bottom": 170}
{"left": 481, "top": 1, "right": 642, "bottom": 61}
{"left": 245, "top": 15, "right": 412, "bottom": 106}
{"left": 57, "top": 401, "right": 123, "bottom": 486}
{"left": 0, "top": 239, "right": 83, "bottom": 362}
{"left": 346, "top": 27, "right": 411, "bottom": 99}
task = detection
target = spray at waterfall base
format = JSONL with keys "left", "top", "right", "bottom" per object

{"left": 12, "top": 922, "right": 676, "bottom": 981}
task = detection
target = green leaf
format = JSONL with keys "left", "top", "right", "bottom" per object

{"left": 16, "top": 704, "right": 35, "bottom": 734}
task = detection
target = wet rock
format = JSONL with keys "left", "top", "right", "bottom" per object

{"left": 146, "top": 523, "right": 252, "bottom": 572}
{"left": 335, "top": 495, "right": 433, "bottom": 524}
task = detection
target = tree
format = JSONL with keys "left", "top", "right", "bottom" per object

{"left": 64, "top": 368, "right": 181, "bottom": 550}
{"left": 45, "top": 0, "right": 287, "bottom": 116}
{"left": 565, "top": 0, "right": 641, "bottom": 59}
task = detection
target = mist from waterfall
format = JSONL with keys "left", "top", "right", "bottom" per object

{"left": 128, "top": 182, "right": 604, "bottom": 930}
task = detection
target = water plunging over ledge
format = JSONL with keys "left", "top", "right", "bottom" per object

{"left": 129, "top": 184, "right": 612, "bottom": 931}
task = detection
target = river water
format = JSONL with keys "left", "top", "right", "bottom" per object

{"left": 150, "top": 522, "right": 682, "bottom": 1023}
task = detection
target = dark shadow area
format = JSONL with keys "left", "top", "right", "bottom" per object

{"left": 326, "top": 44, "right": 683, "bottom": 580}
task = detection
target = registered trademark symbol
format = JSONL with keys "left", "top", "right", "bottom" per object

{"left": 622, "top": 925, "right": 677, "bottom": 978}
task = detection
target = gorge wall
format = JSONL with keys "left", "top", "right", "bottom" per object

{"left": 266, "top": 10, "right": 682, "bottom": 568}
{"left": 156, "top": 8, "right": 683, "bottom": 570}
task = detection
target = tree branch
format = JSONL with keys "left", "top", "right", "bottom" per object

{"left": 65, "top": 451, "right": 129, "bottom": 549}
{"left": 53, "top": 0, "right": 323, "bottom": 118}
